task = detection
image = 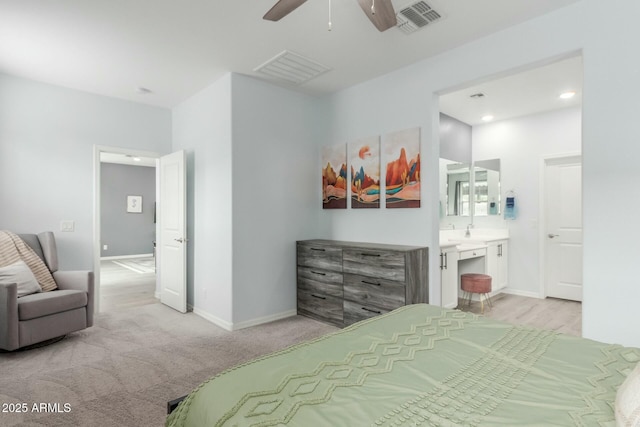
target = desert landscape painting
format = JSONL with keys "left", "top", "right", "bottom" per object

{"left": 384, "top": 127, "right": 421, "bottom": 208}
{"left": 322, "top": 144, "right": 347, "bottom": 209}
{"left": 349, "top": 136, "right": 380, "bottom": 209}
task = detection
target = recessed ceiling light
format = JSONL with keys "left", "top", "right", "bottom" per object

{"left": 136, "top": 87, "right": 152, "bottom": 95}
{"left": 481, "top": 115, "right": 494, "bottom": 122}
{"left": 559, "top": 91, "right": 576, "bottom": 99}
{"left": 133, "top": 157, "right": 141, "bottom": 162}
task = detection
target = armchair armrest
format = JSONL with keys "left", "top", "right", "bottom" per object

{"left": 0, "top": 282, "right": 19, "bottom": 351}
{"left": 53, "top": 270, "right": 95, "bottom": 327}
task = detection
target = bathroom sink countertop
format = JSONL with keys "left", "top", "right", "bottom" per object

{"left": 440, "top": 241, "right": 459, "bottom": 249}
{"left": 461, "top": 235, "right": 508, "bottom": 243}
{"left": 456, "top": 242, "right": 489, "bottom": 251}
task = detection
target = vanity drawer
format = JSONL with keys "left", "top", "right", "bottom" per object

{"left": 343, "top": 273, "right": 405, "bottom": 311}
{"left": 297, "top": 242, "right": 343, "bottom": 271}
{"left": 343, "top": 249, "right": 405, "bottom": 282}
{"left": 297, "top": 266, "right": 343, "bottom": 298}
{"left": 343, "top": 299, "right": 392, "bottom": 326}
{"left": 297, "top": 289, "right": 343, "bottom": 327}
{"left": 459, "top": 247, "right": 486, "bottom": 261}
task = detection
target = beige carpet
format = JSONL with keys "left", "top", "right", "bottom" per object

{"left": 0, "top": 304, "right": 337, "bottom": 426}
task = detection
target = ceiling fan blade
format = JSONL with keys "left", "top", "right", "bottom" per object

{"left": 264, "top": 0, "right": 308, "bottom": 21}
{"left": 356, "top": 0, "right": 397, "bottom": 32}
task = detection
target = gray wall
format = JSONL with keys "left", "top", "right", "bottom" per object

{"left": 231, "top": 73, "right": 321, "bottom": 325}
{"left": 440, "top": 113, "right": 472, "bottom": 163}
{"left": 0, "top": 73, "right": 171, "bottom": 270}
{"left": 100, "top": 163, "right": 156, "bottom": 257}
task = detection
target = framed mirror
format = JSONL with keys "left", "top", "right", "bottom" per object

{"left": 473, "top": 159, "right": 501, "bottom": 216}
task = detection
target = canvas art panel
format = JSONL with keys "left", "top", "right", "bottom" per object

{"left": 322, "top": 144, "right": 347, "bottom": 209}
{"left": 349, "top": 136, "right": 380, "bottom": 209}
{"left": 384, "top": 127, "right": 421, "bottom": 208}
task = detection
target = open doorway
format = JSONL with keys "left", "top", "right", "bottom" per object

{"left": 437, "top": 54, "right": 583, "bottom": 335}
{"left": 93, "top": 147, "right": 160, "bottom": 313}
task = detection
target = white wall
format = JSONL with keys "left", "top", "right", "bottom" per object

{"left": 321, "top": 0, "right": 640, "bottom": 347}
{"left": 172, "top": 73, "right": 233, "bottom": 322}
{"left": 231, "top": 74, "right": 321, "bottom": 325}
{"left": 0, "top": 73, "right": 171, "bottom": 270}
{"left": 472, "top": 107, "right": 582, "bottom": 297}
{"left": 172, "top": 73, "right": 320, "bottom": 328}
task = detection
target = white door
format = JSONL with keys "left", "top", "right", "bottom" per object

{"left": 545, "top": 156, "right": 582, "bottom": 301}
{"left": 158, "top": 150, "right": 187, "bottom": 313}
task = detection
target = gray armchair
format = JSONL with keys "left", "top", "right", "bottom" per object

{"left": 0, "top": 232, "right": 94, "bottom": 351}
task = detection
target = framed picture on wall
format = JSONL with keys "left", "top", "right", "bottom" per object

{"left": 127, "top": 195, "right": 143, "bottom": 213}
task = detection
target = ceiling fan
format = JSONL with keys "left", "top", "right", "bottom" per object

{"left": 264, "top": 0, "right": 398, "bottom": 32}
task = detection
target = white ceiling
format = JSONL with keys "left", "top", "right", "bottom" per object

{"left": 440, "top": 55, "right": 583, "bottom": 126}
{"left": 0, "top": 0, "right": 580, "bottom": 108}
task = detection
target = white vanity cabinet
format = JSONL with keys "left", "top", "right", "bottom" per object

{"left": 486, "top": 240, "right": 508, "bottom": 291}
{"left": 440, "top": 246, "right": 459, "bottom": 309}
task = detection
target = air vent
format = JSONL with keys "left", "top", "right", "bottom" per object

{"left": 254, "top": 50, "right": 331, "bottom": 86}
{"left": 396, "top": 1, "right": 442, "bottom": 35}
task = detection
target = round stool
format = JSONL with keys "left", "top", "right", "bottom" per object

{"left": 460, "top": 273, "right": 493, "bottom": 313}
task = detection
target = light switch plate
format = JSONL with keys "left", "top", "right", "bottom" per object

{"left": 60, "top": 220, "right": 75, "bottom": 232}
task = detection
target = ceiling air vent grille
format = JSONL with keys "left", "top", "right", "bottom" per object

{"left": 396, "top": 1, "right": 442, "bottom": 35}
{"left": 254, "top": 50, "right": 331, "bottom": 86}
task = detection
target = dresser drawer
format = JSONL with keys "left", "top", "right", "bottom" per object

{"left": 343, "top": 299, "right": 392, "bottom": 326}
{"left": 342, "top": 249, "right": 405, "bottom": 281}
{"left": 297, "top": 289, "right": 343, "bottom": 327}
{"left": 458, "top": 247, "right": 486, "bottom": 260}
{"left": 297, "top": 266, "right": 343, "bottom": 298}
{"left": 343, "top": 273, "right": 404, "bottom": 311}
{"left": 297, "top": 242, "right": 342, "bottom": 271}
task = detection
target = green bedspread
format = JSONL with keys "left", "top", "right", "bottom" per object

{"left": 166, "top": 304, "right": 639, "bottom": 426}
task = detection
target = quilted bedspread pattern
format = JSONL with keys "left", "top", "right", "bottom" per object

{"left": 166, "top": 304, "right": 639, "bottom": 426}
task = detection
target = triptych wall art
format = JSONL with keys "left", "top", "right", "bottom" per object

{"left": 322, "top": 127, "right": 421, "bottom": 209}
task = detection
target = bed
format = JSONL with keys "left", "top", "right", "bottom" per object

{"left": 166, "top": 304, "right": 640, "bottom": 426}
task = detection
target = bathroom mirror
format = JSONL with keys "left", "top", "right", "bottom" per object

{"left": 473, "top": 159, "right": 501, "bottom": 216}
{"left": 439, "top": 159, "right": 471, "bottom": 217}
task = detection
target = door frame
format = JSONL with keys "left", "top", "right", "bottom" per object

{"left": 92, "top": 145, "right": 161, "bottom": 314}
{"left": 538, "top": 152, "right": 582, "bottom": 299}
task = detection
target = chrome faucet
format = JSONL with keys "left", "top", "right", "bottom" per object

{"left": 465, "top": 224, "right": 472, "bottom": 238}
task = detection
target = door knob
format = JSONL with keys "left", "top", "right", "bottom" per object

{"left": 548, "top": 234, "right": 559, "bottom": 239}
{"left": 174, "top": 237, "right": 188, "bottom": 243}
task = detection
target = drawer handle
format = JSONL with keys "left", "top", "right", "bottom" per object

{"left": 361, "top": 307, "right": 381, "bottom": 314}
{"left": 311, "top": 270, "right": 326, "bottom": 276}
{"left": 361, "top": 280, "right": 381, "bottom": 286}
{"left": 311, "top": 294, "right": 326, "bottom": 300}
{"left": 310, "top": 248, "right": 326, "bottom": 252}
{"left": 361, "top": 253, "right": 381, "bottom": 257}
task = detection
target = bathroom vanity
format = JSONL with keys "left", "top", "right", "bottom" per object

{"left": 439, "top": 230, "right": 509, "bottom": 309}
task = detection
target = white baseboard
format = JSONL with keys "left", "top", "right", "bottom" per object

{"left": 501, "top": 288, "right": 543, "bottom": 299}
{"left": 193, "top": 308, "right": 297, "bottom": 331}
{"left": 193, "top": 308, "right": 233, "bottom": 331}
{"left": 101, "top": 253, "right": 154, "bottom": 261}
{"left": 232, "top": 310, "right": 298, "bottom": 330}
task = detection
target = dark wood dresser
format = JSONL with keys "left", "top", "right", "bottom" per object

{"left": 296, "top": 239, "right": 429, "bottom": 327}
